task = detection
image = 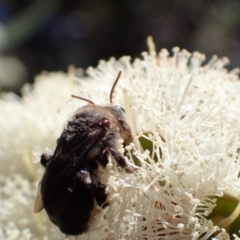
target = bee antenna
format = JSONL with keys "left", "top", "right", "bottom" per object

{"left": 110, "top": 71, "right": 122, "bottom": 104}
{"left": 71, "top": 95, "right": 95, "bottom": 104}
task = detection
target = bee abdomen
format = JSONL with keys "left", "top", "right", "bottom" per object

{"left": 51, "top": 186, "right": 95, "bottom": 235}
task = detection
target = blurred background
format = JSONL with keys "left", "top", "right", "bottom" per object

{"left": 0, "top": 0, "right": 240, "bottom": 93}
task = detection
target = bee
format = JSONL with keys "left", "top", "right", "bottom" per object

{"left": 34, "top": 71, "right": 134, "bottom": 236}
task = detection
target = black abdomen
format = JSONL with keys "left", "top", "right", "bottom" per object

{"left": 53, "top": 184, "right": 94, "bottom": 235}
{"left": 41, "top": 164, "right": 95, "bottom": 235}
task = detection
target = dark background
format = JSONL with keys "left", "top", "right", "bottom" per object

{"left": 0, "top": 0, "right": 240, "bottom": 93}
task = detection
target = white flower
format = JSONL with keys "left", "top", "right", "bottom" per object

{"left": 1, "top": 45, "right": 240, "bottom": 239}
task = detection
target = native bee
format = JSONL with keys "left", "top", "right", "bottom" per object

{"left": 34, "top": 72, "right": 134, "bottom": 235}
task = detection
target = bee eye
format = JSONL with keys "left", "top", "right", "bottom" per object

{"left": 114, "top": 105, "right": 125, "bottom": 113}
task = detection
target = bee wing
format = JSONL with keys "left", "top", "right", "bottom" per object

{"left": 34, "top": 176, "right": 44, "bottom": 213}
{"left": 53, "top": 124, "right": 108, "bottom": 168}
{"left": 38, "top": 125, "right": 108, "bottom": 218}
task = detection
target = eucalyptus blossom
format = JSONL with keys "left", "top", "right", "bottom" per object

{"left": 0, "top": 45, "right": 240, "bottom": 240}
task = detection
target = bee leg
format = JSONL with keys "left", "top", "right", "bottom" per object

{"left": 106, "top": 147, "right": 134, "bottom": 173}
{"left": 92, "top": 175, "right": 109, "bottom": 208}
{"left": 75, "top": 169, "right": 92, "bottom": 187}
{"left": 40, "top": 152, "right": 52, "bottom": 167}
